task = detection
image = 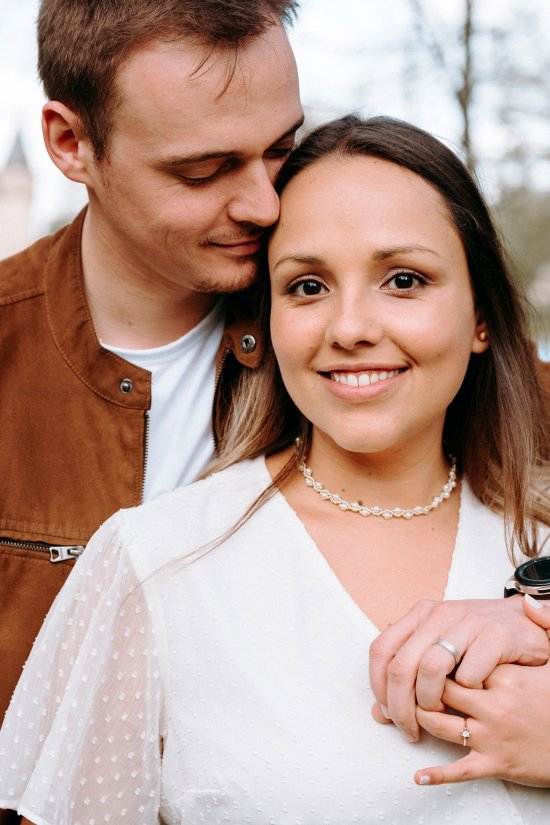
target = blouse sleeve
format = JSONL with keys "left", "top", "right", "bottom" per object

{"left": 0, "top": 515, "right": 167, "bottom": 825}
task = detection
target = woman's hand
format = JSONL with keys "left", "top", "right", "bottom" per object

{"left": 414, "top": 658, "right": 550, "bottom": 786}
{"left": 369, "top": 595, "right": 550, "bottom": 741}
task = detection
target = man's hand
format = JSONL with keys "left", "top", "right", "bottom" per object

{"left": 369, "top": 595, "right": 550, "bottom": 742}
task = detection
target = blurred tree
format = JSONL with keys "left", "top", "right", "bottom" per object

{"left": 409, "top": 0, "right": 475, "bottom": 170}
{"left": 495, "top": 186, "right": 550, "bottom": 334}
{"left": 496, "top": 188, "right": 550, "bottom": 289}
{"left": 406, "top": 0, "right": 550, "bottom": 186}
{"left": 405, "top": 0, "right": 550, "bottom": 333}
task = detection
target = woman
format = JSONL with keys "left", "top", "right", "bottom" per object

{"left": 1, "top": 115, "right": 549, "bottom": 824}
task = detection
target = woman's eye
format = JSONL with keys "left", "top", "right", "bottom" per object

{"left": 384, "top": 271, "right": 425, "bottom": 292}
{"left": 289, "top": 279, "right": 327, "bottom": 298}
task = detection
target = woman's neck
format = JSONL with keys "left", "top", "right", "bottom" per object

{"left": 300, "top": 431, "right": 451, "bottom": 512}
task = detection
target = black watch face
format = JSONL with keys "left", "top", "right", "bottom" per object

{"left": 515, "top": 556, "right": 550, "bottom": 585}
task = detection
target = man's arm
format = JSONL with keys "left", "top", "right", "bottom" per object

{"left": 369, "top": 595, "right": 550, "bottom": 741}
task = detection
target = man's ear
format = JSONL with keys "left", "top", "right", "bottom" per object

{"left": 42, "top": 101, "right": 96, "bottom": 186}
{"left": 472, "top": 315, "right": 490, "bottom": 354}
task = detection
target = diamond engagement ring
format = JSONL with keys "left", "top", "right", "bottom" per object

{"left": 460, "top": 719, "right": 471, "bottom": 747}
{"left": 433, "top": 638, "right": 461, "bottom": 667}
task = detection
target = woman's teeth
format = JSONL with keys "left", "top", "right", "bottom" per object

{"left": 329, "top": 369, "right": 401, "bottom": 387}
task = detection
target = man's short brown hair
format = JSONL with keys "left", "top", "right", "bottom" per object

{"left": 38, "top": 0, "right": 299, "bottom": 160}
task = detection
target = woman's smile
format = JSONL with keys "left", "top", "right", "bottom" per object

{"left": 319, "top": 366, "right": 408, "bottom": 404}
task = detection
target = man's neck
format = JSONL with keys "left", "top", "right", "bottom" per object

{"left": 80, "top": 210, "right": 219, "bottom": 349}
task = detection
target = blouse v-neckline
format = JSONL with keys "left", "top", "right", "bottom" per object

{"left": 260, "top": 457, "right": 467, "bottom": 637}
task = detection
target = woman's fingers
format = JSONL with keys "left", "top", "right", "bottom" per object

{"left": 414, "top": 706, "right": 494, "bottom": 785}
{"left": 415, "top": 663, "right": 550, "bottom": 787}
{"left": 523, "top": 593, "right": 550, "bottom": 631}
{"left": 416, "top": 704, "right": 476, "bottom": 749}
{"left": 413, "top": 753, "right": 492, "bottom": 787}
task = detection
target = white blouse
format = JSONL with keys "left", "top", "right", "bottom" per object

{"left": 0, "top": 457, "right": 548, "bottom": 825}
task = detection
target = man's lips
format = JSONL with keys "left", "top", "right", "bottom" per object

{"left": 209, "top": 236, "right": 262, "bottom": 255}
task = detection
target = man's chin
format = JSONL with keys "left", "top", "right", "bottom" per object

{"left": 194, "top": 261, "right": 259, "bottom": 295}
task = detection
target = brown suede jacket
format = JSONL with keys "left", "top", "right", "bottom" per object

{"left": 0, "top": 210, "right": 261, "bottom": 729}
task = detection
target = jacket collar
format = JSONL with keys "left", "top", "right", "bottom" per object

{"left": 45, "top": 210, "right": 264, "bottom": 408}
{"left": 45, "top": 210, "right": 151, "bottom": 411}
{"left": 218, "top": 287, "right": 264, "bottom": 372}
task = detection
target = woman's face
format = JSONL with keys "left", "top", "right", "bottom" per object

{"left": 268, "top": 154, "right": 488, "bottom": 459}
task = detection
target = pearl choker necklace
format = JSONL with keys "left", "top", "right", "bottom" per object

{"left": 298, "top": 455, "right": 457, "bottom": 520}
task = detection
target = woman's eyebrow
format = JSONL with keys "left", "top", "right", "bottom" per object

{"left": 372, "top": 245, "right": 442, "bottom": 261}
{"left": 272, "top": 246, "right": 443, "bottom": 271}
{"left": 272, "top": 254, "right": 324, "bottom": 271}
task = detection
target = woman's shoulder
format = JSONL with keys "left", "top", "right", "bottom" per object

{"left": 138, "top": 455, "right": 270, "bottom": 512}
{"left": 113, "top": 457, "right": 271, "bottom": 575}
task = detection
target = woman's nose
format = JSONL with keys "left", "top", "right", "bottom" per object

{"left": 325, "top": 292, "right": 384, "bottom": 350}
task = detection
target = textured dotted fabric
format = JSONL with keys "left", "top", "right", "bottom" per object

{"left": 0, "top": 458, "right": 548, "bottom": 824}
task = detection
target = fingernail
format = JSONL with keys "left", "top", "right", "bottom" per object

{"left": 419, "top": 775, "right": 430, "bottom": 785}
{"left": 406, "top": 734, "right": 418, "bottom": 743}
{"left": 525, "top": 593, "right": 544, "bottom": 609}
{"left": 380, "top": 704, "right": 391, "bottom": 719}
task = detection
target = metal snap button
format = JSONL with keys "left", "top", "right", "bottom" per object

{"left": 240, "top": 334, "right": 257, "bottom": 354}
{"left": 119, "top": 378, "right": 134, "bottom": 394}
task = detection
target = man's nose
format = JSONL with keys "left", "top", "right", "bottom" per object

{"left": 227, "top": 161, "right": 280, "bottom": 228}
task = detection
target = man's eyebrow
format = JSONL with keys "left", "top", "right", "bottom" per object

{"left": 158, "top": 117, "right": 305, "bottom": 168}
{"left": 277, "top": 116, "right": 305, "bottom": 143}
{"left": 158, "top": 150, "right": 237, "bottom": 168}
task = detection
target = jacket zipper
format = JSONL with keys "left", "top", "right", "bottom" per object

{"left": 211, "top": 347, "right": 230, "bottom": 451}
{"left": 2, "top": 398, "right": 152, "bottom": 557}
{"left": 2, "top": 412, "right": 152, "bottom": 555}
{"left": 0, "top": 537, "right": 84, "bottom": 563}
{"left": 141, "top": 410, "right": 150, "bottom": 502}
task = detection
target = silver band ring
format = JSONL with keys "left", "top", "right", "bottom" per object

{"left": 460, "top": 718, "right": 471, "bottom": 747}
{"left": 433, "top": 638, "right": 461, "bottom": 666}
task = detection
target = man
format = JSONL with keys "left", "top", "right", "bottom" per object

{"left": 0, "top": 0, "right": 303, "bottom": 757}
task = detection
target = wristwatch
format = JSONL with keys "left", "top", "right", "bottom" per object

{"left": 504, "top": 556, "right": 550, "bottom": 599}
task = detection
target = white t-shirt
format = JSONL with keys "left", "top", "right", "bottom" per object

{"left": 0, "top": 457, "right": 548, "bottom": 824}
{"left": 101, "top": 302, "right": 225, "bottom": 500}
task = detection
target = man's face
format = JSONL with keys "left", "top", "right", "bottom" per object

{"left": 84, "top": 26, "right": 303, "bottom": 297}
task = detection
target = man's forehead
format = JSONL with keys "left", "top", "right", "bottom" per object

{"left": 117, "top": 26, "right": 296, "bottom": 101}
{"left": 110, "top": 29, "right": 302, "bottom": 154}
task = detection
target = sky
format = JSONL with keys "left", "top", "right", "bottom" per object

{"left": 0, "top": 0, "right": 549, "bottom": 236}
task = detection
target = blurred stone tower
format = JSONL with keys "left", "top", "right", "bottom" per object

{"left": 0, "top": 133, "right": 33, "bottom": 260}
